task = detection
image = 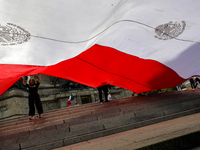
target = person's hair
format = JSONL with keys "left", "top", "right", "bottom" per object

{"left": 29, "top": 79, "right": 35, "bottom": 85}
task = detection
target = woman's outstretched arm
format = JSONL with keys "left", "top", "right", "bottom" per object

{"left": 38, "top": 74, "right": 41, "bottom": 83}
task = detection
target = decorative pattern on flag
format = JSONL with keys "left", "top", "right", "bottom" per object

{"left": 0, "top": 0, "right": 200, "bottom": 95}
{"left": 0, "top": 23, "right": 31, "bottom": 46}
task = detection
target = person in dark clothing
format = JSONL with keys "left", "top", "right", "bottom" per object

{"left": 194, "top": 76, "right": 200, "bottom": 89}
{"left": 189, "top": 77, "right": 195, "bottom": 89}
{"left": 97, "top": 85, "right": 111, "bottom": 103}
{"left": 23, "top": 74, "right": 43, "bottom": 120}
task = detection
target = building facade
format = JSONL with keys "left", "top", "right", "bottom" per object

{"left": 0, "top": 75, "right": 133, "bottom": 119}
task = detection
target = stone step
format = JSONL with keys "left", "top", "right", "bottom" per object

{"left": 3, "top": 99, "right": 195, "bottom": 137}
{"left": 0, "top": 103, "right": 100, "bottom": 128}
{"left": 0, "top": 92, "right": 187, "bottom": 132}
{"left": 0, "top": 99, "right": 144, "bottom": 129}
{"left": 0, "top": 90, "right": 199, "bottom": 136}
{"left": 0, "top": 89, "right": 196, "bottom": 124}
{"left": 0, "top": 90, "right": 193, "bottom": 127}
{"left": 8, "top": 107, "right": 200, "bottom": 150}
{"left": 51, "top": 112, "right": 200, "bottom": 150}
{"left": 1, "top": 90, "right": 200, "bottom": 150}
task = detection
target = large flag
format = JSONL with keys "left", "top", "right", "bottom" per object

{"left": 0, "top": 0, "right": 200, "bottom": 95}
{"left": 67, "top": 93, "right": 74, "bottom": 107}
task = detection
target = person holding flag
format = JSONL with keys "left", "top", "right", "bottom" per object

{"left": 23, "top": 74, "right": 43, "bottom": 120}
{"left": 67, "top": 93, "right": 74, "bottom": 107}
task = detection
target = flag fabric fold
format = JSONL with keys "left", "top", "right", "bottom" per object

{"left": 0, "top": 0, "right": 200, "bottom": 95}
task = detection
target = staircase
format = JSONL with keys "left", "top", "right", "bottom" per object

{"left": 1, "top": 90, "right": 200, "bottom": 150}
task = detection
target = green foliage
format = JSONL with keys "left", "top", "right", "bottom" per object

{"left": 141, "top": 87, "right": 177, "bottom": 95}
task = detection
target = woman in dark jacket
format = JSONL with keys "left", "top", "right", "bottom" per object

{"left": 23, "top": 74, "right": 43, "bottom": 120}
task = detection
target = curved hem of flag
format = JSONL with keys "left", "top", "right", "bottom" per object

{"left": 0, "top": 44, "right": 185, "bottom": 95}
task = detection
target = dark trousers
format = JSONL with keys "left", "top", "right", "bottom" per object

{"left": 189, "top": 78, "right": 195, "bottom": 89}
{"left": 195, "top": 78, "right": 200, "bottom": 88}
{"left": 28, "top": 94, "right": 43, "bottom": 116}
{"left": 98, "top": 86, "right": 108, "bottom": 102}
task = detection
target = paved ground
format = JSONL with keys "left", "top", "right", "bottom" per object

{"left": 54, "top": 113, "right": 200, "bottom": 150}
